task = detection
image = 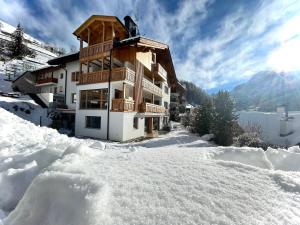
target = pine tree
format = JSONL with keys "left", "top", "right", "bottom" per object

{"left": 194, "top": 98, "right": 213, "bottom": 136}
{"left": 211, "top": 91, "right": 238, "bottom": 146}
{"left": 7, "top": 23, "right": 33, "bottom": 60}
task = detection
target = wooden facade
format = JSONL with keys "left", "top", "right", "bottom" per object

{"left": 74, "top": 15, "right": 175, "bottom": 117}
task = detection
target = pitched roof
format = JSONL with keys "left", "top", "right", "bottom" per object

{"left": 73, "top": 15, "right": 128, "bottom": 42}
{"left": 47, "top": 52, "right": 79, "bottom": 65}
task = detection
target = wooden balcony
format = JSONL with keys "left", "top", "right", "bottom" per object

{"left": 152, "top": 63, "right": 167, "bottom": 81}
{"left": 142, "top": 78, "right": 162, "bottom": 97}
{"left": 139, "top": 102, "right": 166, "bottom": 113}
{"left": 79, "top": 67, "right": 135, "bottom": 85}
{"left": 111, "top": 67, "right": 135, "bottom": 83}
{"left": 80, "top": 40, "right": 113, "bottom": 62}
{"left": 36, "top": 77, "right": 58, "bottom": 86}
{"left": 111, "top": 99, "right": 135, "bottom": 112}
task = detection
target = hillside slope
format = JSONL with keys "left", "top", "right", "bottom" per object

{"left": 0, "top": 19, "right": 61, "bottom": 76}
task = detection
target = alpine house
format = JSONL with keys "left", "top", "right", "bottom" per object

{"left": 13, "top": 15, "right": 181, "bottom": 141}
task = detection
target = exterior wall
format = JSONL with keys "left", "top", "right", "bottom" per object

{"left": 37, "top": 93, "right": 53, "bottom": 107}
{"left": 55, "top": 69, "right": 66, "bottom": 94}
{"left": 238, "top": 111, "right": 300, "bottom": 146}
{"left": 38, "top": 68, "right": 65, "bottom": 94}
{"left": 136, "top": 51, "right": 152, "bottom": 71}
{"left": 75, "top": 82, "right": 109, "bottom": 139}
{"left": 75, "top": 81, "right": 144, "bottom": 141}
{"left": 65, "top": 60, "right": 80, "bottom": 110}
{"left": 110, "top": 112, "right": 144, "bottom": 141}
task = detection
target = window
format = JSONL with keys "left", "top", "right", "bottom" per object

{"left": 71, "top": 71, "right": 80, "bottom": 82}
{"left": 54, "top": 87, "right": 57, "bottom": 94}
{"left": 80, "top": 89, "right": 108, "bottom": 109}
{"left": 71, "top": 93, "right": 77, "bottom": 103}
{"left": 86, "top": 116, "right": 101, "bottom": 129}
{"left": 60, "top": 73, "right": 64, "bottom": 79}
{"left": 133, "top": 117, "right": 138, "bottom": 129}
{"left": 59, "top": 86, "right": 63, "bottom": 92}
{"left": 164, "top": 86, "right": 169, "bottom": 94}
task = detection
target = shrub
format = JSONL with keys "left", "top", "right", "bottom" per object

{"left": 181, "top": 112, "right": 192, "bottom": 128}
{"left": 234, "top": 132, "right": 265, "bottom": 148}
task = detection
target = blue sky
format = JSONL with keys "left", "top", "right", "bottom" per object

{"left": 1, "top": 0, "right": 300, "bottom": 92}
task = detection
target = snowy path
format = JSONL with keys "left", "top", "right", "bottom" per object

{"left": 1, "top": 108, "right": 300, "bottom": 224}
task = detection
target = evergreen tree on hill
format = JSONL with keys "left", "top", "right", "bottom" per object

{"left": 180, "top": 80, "right": 208, "bottom": 105}
{"left": 7, "top": 23, "right": 34, "bottom": 60}
{"left": 212, "top": 91, "right": 238, "bottom": 146}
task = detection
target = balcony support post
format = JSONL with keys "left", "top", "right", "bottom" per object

{"left": 80, "top": 38, "right": 83, "bottom": 50}
{"left": 102, "top": 22, "right": 105, "bottom": 43}
{"left": 123, "top": 83, "right": 126, "bottom": 98}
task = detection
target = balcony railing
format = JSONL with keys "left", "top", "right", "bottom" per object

{"left": 142, "top": 78, "right": 162, "bottom": 97}
{"left": 36, "top": 77, "right": 58, "bottom": 85}
{"left": 79, "top": 67, "right": 135, "bottom": 85}
{"left": 139, "top": 102, "right": 166, "bottom": 113}
{"left": 111, "top": 99, "right": 135, "bottom": 112}
{"left": 111, "top": 67, "right": 135, "bottom": 83}
{"left": 80, "top": 40, "right": 113, "bottom": 61}
{"left": 152, "top": 63, "right": 167, "bottom": 81}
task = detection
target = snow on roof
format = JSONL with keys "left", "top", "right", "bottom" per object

{"left": 186, "top": 104, "right": 194, "bottom": 108}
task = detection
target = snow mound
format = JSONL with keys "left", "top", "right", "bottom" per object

{"left": 266, "top": 147, "right": 300, "bottom": 171}
{"left": 206, "top": 146, "right": 300, "bottom": 172}
{"left": 208, "top": 147, "right": 273, "bottom": 169}
{"left": 1, "top": 109, "right": 300, "bottom": 224}
{"left": 4, "top": 172, "right": 111, "bottom": 225}
{"left": 0, "top": 108, "right": 102, "bottom": 218}
{"left": 0, "top": 161, "right": 39, "bottom": 211}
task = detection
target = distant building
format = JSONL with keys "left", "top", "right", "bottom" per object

{"left": 0, "top": 20, "right": 61, "bottom": 78}
{"left": 238, "top": 106, "right": 300, "bottom": 147}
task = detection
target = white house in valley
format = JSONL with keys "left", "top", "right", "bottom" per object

{"left": 13, "top": 15, "right": 181, "bottom": 141}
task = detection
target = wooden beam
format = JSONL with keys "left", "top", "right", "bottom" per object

{"left": 102, "top": 22, "right": 105, "bottom": 43}
{"left": 111, "top": 22, "right": 115, "bottom": 39}
{"left": 88, "top": 28, "right": 90, "bottom": 46}
{"left": 80, "top": 38, "right": 83, "bottom": 50}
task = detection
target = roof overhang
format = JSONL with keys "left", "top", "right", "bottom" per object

{"left": 48, "top": 52, "right": 79, "bottom": 65}
{"left": 32, "top": 65, "right": 62, "bottom": 75}
{"left": 73, "top": 15, "right": 128, "bottom": 42}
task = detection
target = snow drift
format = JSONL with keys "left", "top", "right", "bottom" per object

{"left": 1, "top": 108, "right": 300, "bottom": 225}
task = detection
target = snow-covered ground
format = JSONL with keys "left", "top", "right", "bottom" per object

{"left": 1, "top": 108, "right": 300, "bottom": 225}
{"left": 0, "top": 74, "right": 12, "bottom": 93}
{"left": 0, "top": 95, "right": 51, "bottom": 126}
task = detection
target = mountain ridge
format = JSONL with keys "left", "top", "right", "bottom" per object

{"left": 231, "top": 71, "right": 300, "bottom": 112}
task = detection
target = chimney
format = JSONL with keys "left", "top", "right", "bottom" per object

{"left": 124, "top": 16, "right": 139, "bottom": 37}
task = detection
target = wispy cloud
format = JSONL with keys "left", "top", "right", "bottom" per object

{"left": 0, "top": 0, "right": 300, "bottom": 90}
